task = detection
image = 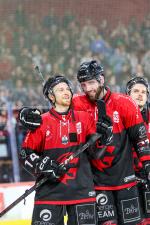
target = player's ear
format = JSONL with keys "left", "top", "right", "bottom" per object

{"left": 48, "top": 93, "right": 55, "bottom": 103}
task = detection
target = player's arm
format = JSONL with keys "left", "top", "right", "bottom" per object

{"left": 20, "top": 128, "right": 64, "bottom": 180}
{"left": 123, "top": 97, "right": 150, "bottom": 180}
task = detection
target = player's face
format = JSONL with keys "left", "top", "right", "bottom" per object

{"left": 50, "top": 82, "right": 72, "bottom": 107}
{"left": 130, "top": 83, "right": 147, "bottom": 108}
{"left": 80, "top": 79, "right": 100, "bottom": 101}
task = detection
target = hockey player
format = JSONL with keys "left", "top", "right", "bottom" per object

{"left": 73, "top": 60, "right": 150, "bottom": 225}
{"left": 19, "top": 60, "right": 150, "bottom": 225}
{"left": 20, "top": 74, "right": 112, "bottom": 225}
{"left": 126, "top": 76, "right": 150, "bottom": 139}
{"left": 126, "top": 76, "right": 150, "bottom": 225}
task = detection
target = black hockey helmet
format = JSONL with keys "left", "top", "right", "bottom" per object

{"left": 43, "top": 74, "right": 73, "bottom": 99}
{"left": 77, "top": 60, "right": 104, "bottom": 83}
{"left": 126, "top": 76, "right": 149, "bottom": 95}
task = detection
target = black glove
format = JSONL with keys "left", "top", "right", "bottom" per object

{"left": 96, "top": 115, "right": 113, "bottom": 145}
{"left": 35, "top": 156, "right": 69, "bottom": 180}
{"left": 19, "top": 107, "right": 42, "bottom": 131}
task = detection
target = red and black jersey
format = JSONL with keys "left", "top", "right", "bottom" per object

{"left": 132, "top": 109, "right": 150, "bottom": 172}
{"left": 22, "top": 108, "right": 96, "bottom": 205}
{"left": 143, "top": 109, "right": 150, "bottom": 141}
{"left": 72, "top": 88, "right": 150, "bottom": 190}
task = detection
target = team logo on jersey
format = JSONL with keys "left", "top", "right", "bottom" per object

{"left": 46, "top": 130, "right": 51, "bottom": 137}
{"left": 45, "top": 129, "right": 52, "bottom": 141}
{"left": 40, "top": 209, "right": 52, "bottom": 221}
{"left": 76, "top": 122, "right": 82, "bottom": 134}
{"left": 61, "top": 135, "right": 69, "bottom": 145}
{"left": 113, "top": 111, "right": 119, "bottom": 123}
{"left": 96, "top": 193, "right": 108, "bottom": 205}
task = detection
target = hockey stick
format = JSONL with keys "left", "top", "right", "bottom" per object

{"left": 34, "top": 65, "right": 45, "bottom": 86}
{"left": 0, "top": 132, "right": 105, "bottom": 218}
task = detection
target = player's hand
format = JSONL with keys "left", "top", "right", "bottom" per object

{"left": 96, "top": 115, "right": 113, "bottom": 145}
{"left": 19, "top": 107, "right": 42, "bottom": 131}
{"left": 36, "top": 156, "right": 60, "bottom": 180}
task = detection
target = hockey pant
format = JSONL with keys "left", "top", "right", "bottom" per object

{"left": 31, "top": 202, "right": 97, "bottom": 225}
{"left": 138, "top": 182, "right": 150, "bottom": 224}
{"left": 96, "top": 185, "right": 142, "bottom": 225}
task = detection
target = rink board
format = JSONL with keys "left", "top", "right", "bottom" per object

{"left": 0, "top": 182, "right": 34, "bottom": 221}
{"left": 0, "top": 182, "right": 68, "bottom": 224}
{"left": 0, "top": 220, "right": 31, "bottom": 225}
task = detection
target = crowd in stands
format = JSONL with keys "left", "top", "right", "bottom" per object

{"left": 0, "top": 5, "right": 150, "bottom": 109}
{"left": 0, "top": 5, "right": 150, "bottom": 182}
